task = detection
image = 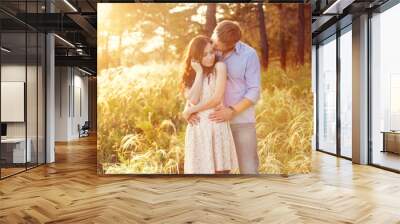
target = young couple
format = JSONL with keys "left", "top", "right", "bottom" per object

{"left": 181, "top": 20, "right": 261, "bottom": 174}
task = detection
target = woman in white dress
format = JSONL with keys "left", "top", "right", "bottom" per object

{"left": 181, "top": 35, "right": 238, "bottom": 174}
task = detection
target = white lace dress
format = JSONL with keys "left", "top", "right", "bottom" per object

{"left": 184, "top": 72, "right": 239, "bottom": 174}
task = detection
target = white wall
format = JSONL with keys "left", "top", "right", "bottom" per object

{"left": 55, "top": 67, "right": 89, "bottom": 141}
{"left": 72, "top": 72, "right": 89, "bottom": 138}
{"left": 55, "top": 66, "right": 69, "bottom": 141}
{"left": 1, "top": 64, "right": 29, "bottom": 142}
{"left": 1, "top": 65, "right": 39, "bottom": 137}
{"left": 1, "top": 63, "right": 46, "bottom": 164}
{"left": 1, "top": 65, "right": 27, "bottom": 140}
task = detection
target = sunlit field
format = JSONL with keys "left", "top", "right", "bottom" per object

{"left": 97, "top": 62, "right": 312, "bottom": 175}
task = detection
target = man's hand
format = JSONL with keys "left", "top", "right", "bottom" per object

{"left": 209, "top": 105, "right": 234, "bottom": 123}
{"left": 187, "top": 113, "right": 200, "bottom": 125}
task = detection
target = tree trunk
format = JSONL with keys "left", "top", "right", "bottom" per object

{"left": 257, "top": 3, "right": 269, "bottom": 70}
{"left": 297, "top": 4, "right": 305, "bottom": 65}
{"left": 205, "top": 3, "right": 217, "bottom": 37}
{"left": 279, "top": 4, "right": 287, "bottom": 71}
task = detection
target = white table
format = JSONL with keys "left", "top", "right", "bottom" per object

{"left": 1, "top": 138, "right": 32, "bottom": 163}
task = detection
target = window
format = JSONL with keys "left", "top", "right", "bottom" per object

{"left": 339, "top": 27, "right": 352, "bottom": 158}
{"left": 0, "top": 1, "right": 47, "bottom": 179}
{"left": 317, "top": 36, "right": 337, "bottom": 154}
{"left": 370, "top": 3, "right": 400, "bottom": 171}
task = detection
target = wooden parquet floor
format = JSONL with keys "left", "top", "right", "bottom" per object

{"left": 1, "top": 134, "right": 400, "bottom": 224}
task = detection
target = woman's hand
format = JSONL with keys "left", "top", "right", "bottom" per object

{"left": 182, "top": 107, "right": 193, "bottom": 121}
{"left": 191, "top": 59, "right": 203, "bottom": 75}
{"left": 183, "top": 102, "right": 200, "bottom": 125}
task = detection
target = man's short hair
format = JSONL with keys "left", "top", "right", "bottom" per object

{"left": 214, "top": 20, "right": 242, "bottom": 47}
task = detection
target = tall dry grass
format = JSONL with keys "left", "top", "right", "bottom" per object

{"left": 97, "top": 62, "right": 312, "bottom": 174}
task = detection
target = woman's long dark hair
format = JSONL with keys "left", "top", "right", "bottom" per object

{"left": 181, "top": 35, "right": 216, "bottom": 91}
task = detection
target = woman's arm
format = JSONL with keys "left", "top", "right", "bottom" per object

{"left": 185, "top": 62, "right": 227, "bottom": 114}
{"left": 184, "top": 60, "right": 204, "bottom": 105}
{"left": 184, "top": 71, "right": 203, "bottom": 105}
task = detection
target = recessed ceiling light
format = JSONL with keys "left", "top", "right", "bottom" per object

{"left": 323, "top": 0, "right": 355, "bottom": 15}
{"left": 78, "top": 67, "right": 93, "bottom": 76}
{"left": 1, "top": 47, "right": 11, "bottom": 53}
{"left": 63, "top": 0, "right": 78, "bottom": 12}
{"left": 54, "top": 34, "right": 75, "bottom": 48}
